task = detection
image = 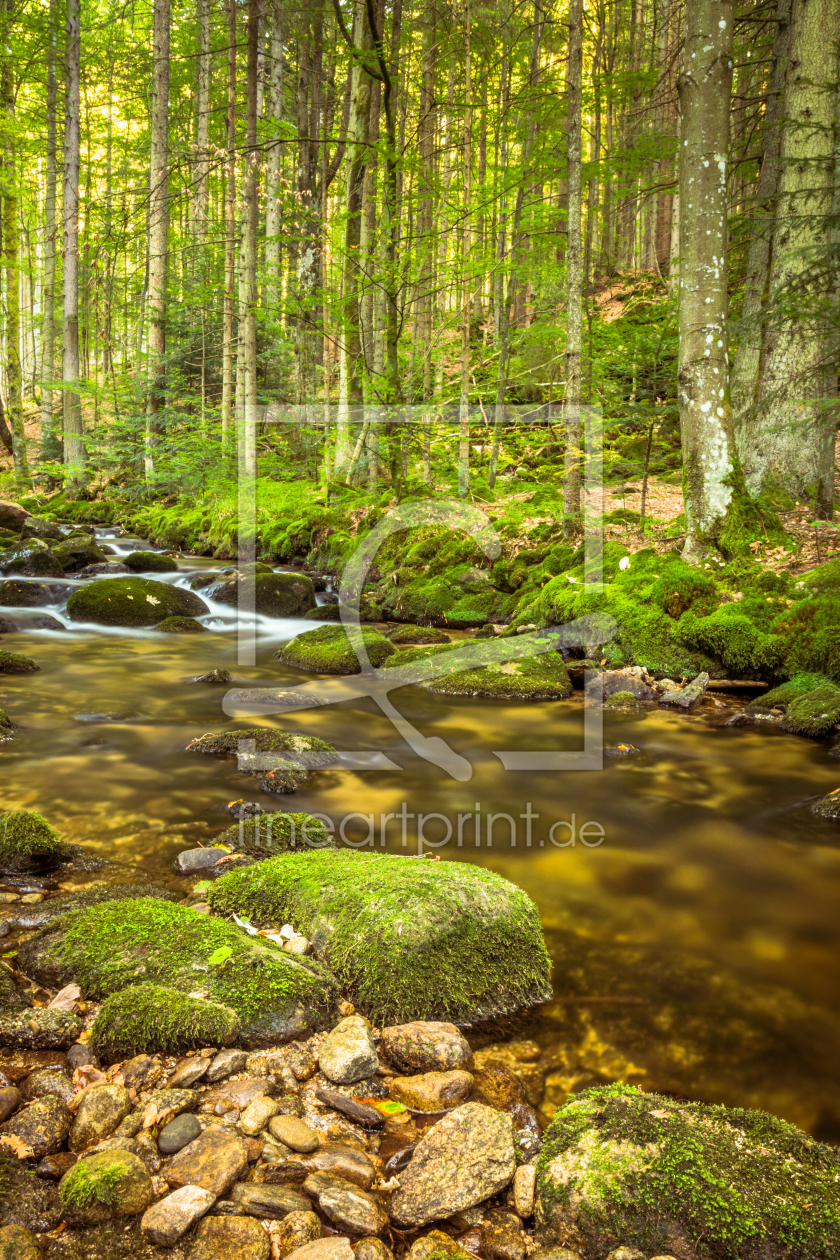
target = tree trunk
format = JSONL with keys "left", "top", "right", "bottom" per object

{"left": 191, "top": 0, "right": 212, "bottom": 242}
{"left": 748, "top": 0, "right": 840, "bottom": 513}
{"left": 562, "top": 0, "right": 583, "bottom": 535}
{"left": 222, "top": 0, "right": 237, "bottom": 448}
{"left": 40, "top": 0, "right": 60, "bottom": 458}
{"left": 145, "top": 0, "right": 170, "bottom": 478}
{"left": 457, "top": 0, "right": 472, "bottom": 497}
{"left": 1, "top": 0, "right": 27, "bottom": 481}
{"left": 62, "top": 0, "right": 85, "bottom": 487}
{"left": 265, "top": 0, "right": 284, "bottom": 309}
{"left": 677, "top": 0, "right": 737, "bottom": 561}
{"left": 243, "top": 0, "right": 260, "bottom": 480}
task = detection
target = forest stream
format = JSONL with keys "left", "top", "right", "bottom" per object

{"left": 3, "top": 530, "right": 840, "bottom": 1145}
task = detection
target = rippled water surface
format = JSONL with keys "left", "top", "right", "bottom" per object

{"left": 3, "top": 530, "right": 840, "bottom": 1138}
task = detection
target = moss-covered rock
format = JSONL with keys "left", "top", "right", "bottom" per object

{"left": 386, "top": 624, "right": 452, "bottom": 645}
{"left": 207, "top": 851, "right": 552, "bottom": 1027}
{"left": 277, "top": 624, "right": 396, "bottom": 674}
{"left": 676, "top": 606, "right": 783, "bottom": 678}
{"left": 810, "top": 788, "right": 840, "bottom": 820}
{"left": 0, "top": 580, "right": 55, "bottom": 607}
{"left": 380, "top": 639, "right": 573, "bottom": 700}
{"left": 21, "top": 515, "right": 64, "bottom": 542}
{"left": 603, "top": 690, "right": 641, "bottom": 710}
{"left": 52, "top": 537, "right": 107, "bottom": 573}
{"left": 208, "top": 572, "right": 316, "bottom": 617}
{"left": 186, "top": 726, "right": 337, "bottom": 765}
{"left": 0, "top": 542, "right": 64, "bottom": 578}
{"left": 65, "top": 577, "right": 209, "bottom": 628}
{"left": 123, "top": 550, "right": 178, "bottom": 573}
{"left": 535, "top": 1083, "right": 840, "bottom": 1259}
{"left": 746, "top": 672, "right": 829, "bottom": 713}
{"left": 19, "top": 897, "right": 339, "bottom": 1048}
{"left": 781, "top": 684, "right": 840, "bottom": 738}
{"left": 0, "top": 708, "right": 15, "bottom": 739}
{"left": 59, "top": 1149, "right": 152, "bottom": 1225}
{"left": 0, "top": 810, "right": 70, "bottom": 874}
{"left": 90, "top": 983, "right": 240, "bottom": 1061}
{"left": 155, "top": 616, "right": 206, "bottom": 633}
{"left": 214, "top": 812, "right": 337, "bottom": 855}
{"left": 0, "top": 651, "right": 38, "bottom": 674}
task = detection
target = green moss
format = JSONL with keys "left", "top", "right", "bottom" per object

{"left": 773, "top": 593, "right": 840, "bottom": 682}
{"left": 380, "top": 639, "right": 573, "bottom": 699}
{"left": 649, "top": 566, "right": 718, "bottom": 619}
{"left": 385, "top": 624, "right": 452, "bottom": 645}
{"left": 0, "top": 810, "right": 69, "bottom": 872}
{"left": 0, "top": 651, "right": 38, "bottom": 674}
{"left": 66, "top": 577, "right": 209, "bottom": 628}
{"left": 59, "top": 1159, "right": 126, "bottom": 1209}
{"left": 780, "top": 685, "right": 840, "bottom": 738}
{"left": 207, "top": 850, "right": 552, "bottom": 1026}
{"left": 52, "top": 537, "right": 107, "bottom": 572}
{"left": 44, "top": 897, "right": 338, "bottom": 1045}
{"left": 208, "top": 571, "right": 316, "bottom": 617}
{"left": 535, "top": 1083, "right": 840, "bottom": 1259}
{"left": 90, "top": 982, "right": 239, "bottom": 1060}
{"left": 0, "top": 708, "right": 15, "bottom": 739}
{"left": 123, "top": 550, "right": 178, "bottom": 573}
{"left": 747, "top": 672, "right": 830, "bottom": 713}
{"left": 810, "top": 789, "right": 840, "bottom": 820}
{"left": 0, "top": 543, "right": 64, "bottom": 578}
{"left": 155, "top": 616, "right": 206, "bottom": 633}
{"left": 604, "top": 691, "right": 640, "bottom": 710}
{"left": 215, "top": 812, "right": 337, "bottom": 855}
{"left": 676, "top": 607, "right": 783, "bottom": 678}
{"left": 276, "top": 624, "right": 396, "bottom": 674}
{"left": 186, "top": 726, "right": 336, "bottom": 764}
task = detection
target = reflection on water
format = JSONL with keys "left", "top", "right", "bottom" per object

{"left": 2, "top": 538, "right": 840, "bottom": 1139}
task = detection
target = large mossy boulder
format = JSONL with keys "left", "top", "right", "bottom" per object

{"left": 207, "top": 851, "right": 552, "bottom": 1026}
{"left": 0, "top": 579, "right": 56, "bottom": 607}
{"left": 123, "top": 550, "right": 178, "bottom": 573}
{"left": 0, "top": 541, "right": 64, "bottom": 578}
{"left": 379, "top": 574, "right": 499, "bottom": 629}
{"left": 91, "top": 983, "right": 240, "bottom": 1060}
{"left": 0, "top": 810, "right": 70, "bottom": 874}
{"left": 214, "top": 812, "right": 337, "bottom": 856}
{"left": 186, "top": 726, "right": 337, "bottom": 764}
{"left": 21, "top": 516, "right": 64, "bottom": 542}
{"left": 52, "top": 536, "right": 107, "bottom": 573}
{"left": 381, "top": 640, "right": 573, "bottom": 700}
{"left": 276, "top": 624, "right": 396, "bottom": 674}
{"left": 207, "top": 571, "right": 316, "bottom": 617}
{"left": 17, "top": 897, "right": 339, "bottom": 1049}
{"left": 385, "top": 624, "right": 451, "bottom": 645}
{"left": 535, "top": 1083, "right": 840, "bottom": 1260}
{"left": 66, "top": 577, "right": 208, "bottom": 627}
{"left": 781, "top": 683, "right": 840, "bottom": 737}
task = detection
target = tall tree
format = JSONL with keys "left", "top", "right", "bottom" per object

{"left": 1, "top": 0, "right": 28, "bottom": 481}
{"left": 40, "top": 0, "right": 60, "bottom": 458}
{"left": 242, "top": 0, "right": 260, "bottom": 479}
{"left": 457, "top": 0, "right": 472, "bottom": 497}
{"left": 145, "top": 0, "right": 170, "bottom": 477}
{"left": 676, "top": 0, "right": 738, "bottom": 561}
{"left": 222, "top": 0, "right": 237, "bottom": 447}
{"left": 191, "top": 0, "right": 212, "bottom": 241}
{"left": 62, "top": 0, "right": 85, "bottom": 487}
{"left": 265, "top": 0, "right": 285, "bottom": 309}
{"left": 562, "top": 0, "right": 583, "bottom": 534}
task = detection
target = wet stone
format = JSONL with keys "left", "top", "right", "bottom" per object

{"left": 191, "top": 1215, "right": 271, "bottom": 1260}
{"left": 296, "top": 1143, "right": 376, "bottom": 1190}
{"left": 315, "top": 1087, "right": 382, "bottom": 1128}
{"left": 158, "top": 1111, "right": 202, "bottom": 1155}
{"left": 240, "top": 1094, "right": 280, "bottom": 1136}
{"left": 318, "top": 1016, "right": 378, "bottom": 1085}
{"left": 407, "top": 1231, "right": 462, "bottom": 1260}
{"left": 354, "top": 1239, "right": 394, "bottom": 1260}
{"left": 21, "top": 1067, "right": 74, "bottom": 1105}
{"left": 272, "top": 1210, "right": 322, "bottom": 1258}
{"left": 304, "top": 1171, "right": 388, "bottom": 1236}
{"left": 165, "top": 1126, "right": 248, "bottom": 1197}
{"left": 381, "top": 1022, "right": 473, "bottom": 1075}
{"left": 513, "top": 1164, "right": 536, "bottom": 1218}
{"left": 471, "top": 1064, "right": 523, "bottom": 1111}
{"left": 284, "top": 1238, "right": 354, "bottom": 1260}
{"left": 59, "top": 1149, "right": 153, "bottom": 1226}
{"left": 268, "top": 1115, "right": 319, "bottom": 1152}
{"left": 231, "top": 1182, "right": 311, "bottom": 1218}
{"left": 389, "top": 1070, "right": 474, "bottom": 1113}
{"left": 69, "top": 1082, "right": 132, "bottom": 1152}
{"left": 141, "top": 1184, "right": 216, "bottom": 1247}
{"left": 0, "top": 1008, "right": 81, "bottom": 1050}
{"left": 0, "top": 1224, "right": 41, "bottom": 1260}
{"left": 36, "top": 1151, "right": 77, "bottom": 1181}
{"left": 168, "top": 1054, "right": 210, "bottom": 1088}
{"left": 205, "top": 1047, "right": 248, "bottom": 1083}
{"left": 0, "top": 1085, "right": 21, "bottom": 1121}
{"left": 1, "top": 1094, "right": 72, "bottom": 1159}
{"left": 484, "top": 1211, "right": 527, "bottom": 1260}
{"left": 174, "top": 847, "right": 229, "bottom": 874}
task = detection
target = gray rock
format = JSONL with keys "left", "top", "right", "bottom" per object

{"left": 380, "top": 1022, "right": 473, "bottom": 1074}
{"left": 659, "top": 671, "right": 710, "bottom": 710}
{"left": 21, "top": 517, "right": 63, "bottom": 542}
{"left": 173, "top": 847, "right": 229, "bottom": 874}
{"left": 69, "top": 1082, "right": 132, "bottom": 1152}
{"left": 231, "top": 1183, "right": 312, "bottom": 1219}
{"left": 158, "top": 1112, "right": 202, "bottom": 1155}
{"left": 389, "top": 1103, "right": 516, "bottom": 1228}
{"left": 304, "top": 1171, "right": 388, "bottom": 1236}
{"left": 318, "top": 1016, "right": 378, "bottom": 1084}
{"left": 0, "top": 1094, "right": 72, "bottom": 1159}
{"left": 192, "top": 1216, "right": 271, "bottom": 1260}
{"left": 205, "top": 1048, "right": 247, "bottom": 1083}
{"left": 141, "top": 1185, "right": 216, "bottom": 1246}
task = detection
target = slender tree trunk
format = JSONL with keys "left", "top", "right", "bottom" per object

{"left": 242, "top": 0, "right": 260, "bottom": 480}
{"left": 222, "top": 0, "right": 237, "bottom": 448}
{"left": 265, "top": 0, "right": 284, "bottom": 308}
{"left": 457, "top": 0, "right": 472, "bottom": 497}
{"left": 1, "top": 0, "right": 26, "bottom": 481}
{"left": 192, "top": 0, "right": 212, "bottom": 241}
{"left": 40, "top": 0, "right": 59, "bottom": 458}
{"left": 677, "top": 0, "right": 737, "bottom": 561}
{"left": 62, "top": 0, "right": 84, "bottom": 486}
{"left": 418, "top": 1, "right": 436, "bottom": 482}
{"left": 749, "top": 0, "right": 840, "bottom": 513}
{"left": 145, "top": 0, "right": 170, "bottom": 478}
{"left": 563, "top": 0, "right": 583, "bottom": 534}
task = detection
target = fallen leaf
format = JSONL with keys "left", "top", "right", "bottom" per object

{"left": 0, "top": 1134, "right": 33, "bottom": 1159}
{"left": 48, "top": 983, "right": 81, "bottom": 1011}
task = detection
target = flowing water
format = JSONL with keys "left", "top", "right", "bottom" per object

{"left": 2, "top": 528, "right": 840, "bottom": 1139}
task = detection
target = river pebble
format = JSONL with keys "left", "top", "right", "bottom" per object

{"left": 318, "top": 1016, "right": 378, "bottom": 1084}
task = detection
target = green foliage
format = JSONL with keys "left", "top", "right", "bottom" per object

{"left": 90, "top": 983, "right": 239, "bottom": 1060}
{"left": 747, "top": 672, "right": 830, "bottom": 713}
{"left": 535, "top": 1083, "right": 840, "bottom": 1258}
{"left": 59, "top": 1159, "right": 126, "bottom": 1209}
{"left": 676, "top": 607, "right": 784, "bottom": 678}
{"left": 207, "top": 850, "right": 552, "bottom": 1026}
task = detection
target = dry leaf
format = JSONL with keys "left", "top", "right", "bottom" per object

{"left": 0, "top": 1134, "right": 33, "bottom": 1159}
{"left": 48, "top": 983, "right": 81, "bottom": 1011}
{"left": 143, "top": 1102, "right": 177, "bottom": 1130}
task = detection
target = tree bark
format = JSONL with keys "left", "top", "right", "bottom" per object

{"left": 265, "top": 0, "right": 284, "bottom": 308}
{"left": 748, "top": 0, "right": 840, "bottom": 513}
{"left": 1, "top": 0, "right": 27, "bottom": 481}
{"left": 457, "top": 0, "right": 472, "bottom": 498}
{"left": 40, "top": 0, "right": 60, "bottom": 458}
{"left": 191, "top": 0, "right": 212, "bottom": 242}
{"left": 145, "top": 0, "right": 170, "bottom": 478}
{"left": 222, "top": 0, "right": 237, "bottom": 448}
{"left": 62, "top": 0, "right": 85, "bottom": 487}
{"left": 242, "top": 0, "right": 260, "bottom": 480}
{"left": 563, "top": 0, "right": 583, "bottom": 534}
{"left": 677, "top": 0, "right": 737, "bottom": 561}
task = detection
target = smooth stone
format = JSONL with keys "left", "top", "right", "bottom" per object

{"left": 191, "top": 1215, "right": 271, "bottom": 1260}
{"left": 205, "top": 1047, "right": 248, "bottom": 1083}
{"left": 0, "top": 1085, "right": 22, "bottom": 1121}
{"left": 203, "top": 1076, "right": 275, "bottom": 1111}
{"left": 408, "top": 1232, "right": 461, "bottom": 1260}
{"left": 166, "top": 1126, "right": 248, "bottom": 1197}
{"left": 21, "top": 1067, "right": 74, "bottom": 1106}
{"left": 141, "top": 1184, "right": 216, "bottom": 1246}
{"left": 315, "top": 1088, "right": 382, "bottom": 1128}
{"left": 272, "top": 1210, "right": 322, "bottom": 1257}
{"left": 0, "top": 1224, "right": 41, "bottom": 1259}
{"left": 268, "top": 1115, "right": 319, "bottom": 1153}
{"left": 513, "top": 1164, "right": 536, "bottom": 1218}
{"left": 58, "top": 1149, "right": 153, "bottom": 1226}
{"left": 240, "top": 1095, "right": 280, "bottom": 1136}
{"left": 484, "top": 1210, "right": 526, "bottom": 1260}
{"left": 380, "top": 1022, "right": 473, "bottom": 1074}
{"left": 0, "top": 1094, "right": 72, "bottom": 1158}
{"left": 389, "top": 1070, "right": 474, "bottom": 1113}
{"left": 69, "top": 1082, "right": 131, "bottom": 1152}
{"left": 167, "top": 1054, "right": 209, "bottom": 1088}
{"left": 284, "top": 1238, "right": 354, "bottom": 1260}
{"left": 389, "top": 1103, "right": 516, "bottom": 1228}
{"left": 174, "top": 847, "right": 229, "bottom": 874}
{"left": 158, "top": 1112, "right": 202, "bottom": 1155}
{"left": 470, "top": 1064, "right": 523, "bottom": 1111}
{"left": 231, "top": 1182, "right": 311, "bottom": 1219}
{"left": 304, "top": 1171, "right": 387, "bottom": 1236}
{"left": 295, "top": 1143, "right": 376, "bottom": 1190}
{"left": 318, "top": 1016, "right": 378, "bottom": 1084}
{"left": 36, "top": 1151, "right": 77, "bottom": 1180}
{"left": 144, "top": 1087, "right": 202, "bottom": 1121}
{"left": 354, "top": 1239, "right": 394, "bottom": 1260}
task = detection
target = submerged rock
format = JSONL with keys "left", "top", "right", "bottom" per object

{"left": 207, "top": 571, "right": 316, "bottom": 617}
{"left": 187, "top": 726, "right": 337, "bottom": 766}
{"left": 19, "top": 897, "right": 339, "bottom": 1050}
{"left": 277, "top": 624, "right": 396, "bottom": 674}
{"left": 124, "top": 550, "right": 178, "bottom": 573}
{"left": 189, "top": 668, "right": 232, "bottom": 683}
{"left": 0, "top": 708, "right": 16, "bottom": 739}
{"left": 208, "top": 851, "right": 552, "bottom": 1026}
{"left": 5, "top": 881, "right": 180, "bottom": 929}
{"left": 810, "top": 788, "right": 840, "bottom": 820}
{"left": 0, "top": 810, "right": 70, "bottom": 874}
{"left": 0, "top": 650, "right": 38, "bottom": 674}
{"left": 66, "top": 577, "right": 209, "bottom": 627}
{"left": 534, "top": 1084, "right": 840, "bottom": 1260}
{"left": 214, "top": 812, "right": 336, "bottom": 856}
{"left": 156, "top": 615, "right": 206, "bottom": 633}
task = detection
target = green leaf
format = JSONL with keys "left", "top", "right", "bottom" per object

{"left": 207, "top": 945, "right": 233, "bottom": 966}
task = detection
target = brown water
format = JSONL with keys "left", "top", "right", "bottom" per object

{"left": 3, "top": 532, "right": 840, "bottom": 1138}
